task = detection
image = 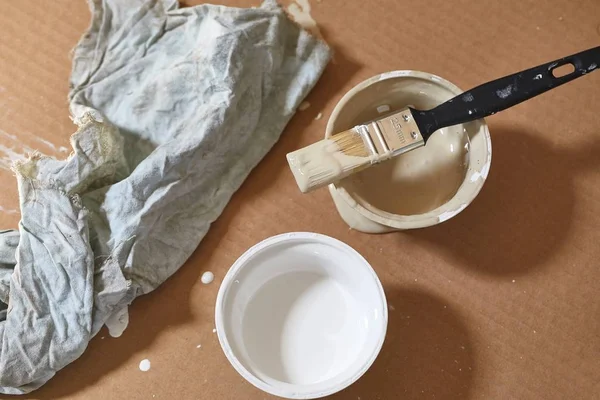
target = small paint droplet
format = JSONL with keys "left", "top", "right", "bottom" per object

{"left": 201, "top": 271, "right": 214, "bottom": 284}
{"left": 414, "top": 278, "right": 418, "bottom": 282}
{"left": 139, "top": 359, "right": 151, "bottom": 372}
{"left": 558, "top": 16, "right": 563, "bottom": 21}
{"left": 388, "top": 304, "right": 395, "bottom": 311}
{"left": 58, "top": 146, "right": 69, "bottom": 153}
{"left": 314, "top": 112, "right": 323, "bottom": 120}
{"left": 299, "top": 101, "right": 311, "bottom": 111}
{"left": 512, "top": 279, "right": 516, "bottom": 283}
{"left": 443, "top": 305, "right": 447, "bottom": 309}
{"left": 196, "top": 344, "right": 202, "bottom": 348}
{"left": 376, "top": 104, "right": 390, "bottom": 114}
{"left": 212, "top": 328, "right": 217, "bottom": 333}
{"left": 533, "top": 330, "right": 537, "bottom": 333}
{"left": 101, "top": 336, "right": 105, "bottom": 339}
{"left": 234, "top": 279, "right": 240, "bottom": 284}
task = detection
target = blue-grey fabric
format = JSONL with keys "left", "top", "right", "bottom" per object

{"left": 0, "top": 0, "right": 330, "bottom": 394}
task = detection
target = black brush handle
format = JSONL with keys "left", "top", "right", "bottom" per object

{"left": 412, "top": 46, "right": 600, "bottom": 140}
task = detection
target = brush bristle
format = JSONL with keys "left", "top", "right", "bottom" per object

{"left": 331, "top": 130, "right": 370, "bottom": 158}
{"left": 286, "top": 129, "right": 372, "bottom": 193}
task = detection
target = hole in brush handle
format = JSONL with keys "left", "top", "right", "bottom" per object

{"left": 551, "top": 62, "right": 576, "bottom": 78}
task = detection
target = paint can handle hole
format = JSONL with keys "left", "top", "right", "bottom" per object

{"left": 551, "top": 62, "right": 575, "bottom": 78}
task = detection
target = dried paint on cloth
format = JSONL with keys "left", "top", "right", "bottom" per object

{"left": 0, "top": 0, "right": 330, "bottom": 394}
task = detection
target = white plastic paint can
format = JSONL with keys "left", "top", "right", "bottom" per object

{"left": 215, "top": 232, "right": 387, "bottom": 399}
{"left": 326, "top": 71, "right": 492, "bottom": 232}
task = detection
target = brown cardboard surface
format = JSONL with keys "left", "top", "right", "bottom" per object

{"left": 1, "top": 0, "right": 599, "bottom": 399}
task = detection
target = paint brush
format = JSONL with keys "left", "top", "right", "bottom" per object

{"left": 287, "top": 46, "right": 600, "bottom": 193}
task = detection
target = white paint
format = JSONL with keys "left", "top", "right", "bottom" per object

{"left": 139, "top": 359, "right": 151, "bottom": 372}
{"left": 534, "top": 74, "right": 543, "bottom": 80}
{"left": 299, "top": 101, "right": 311, "bottom": 111}
{"left": 286, "top": 0, "right": 322, "bottom": 38}
{"left": 589, "top": 63, "right": 597, "bottom": 71}
{"left": 201, "top": 271, "right": 214, "bottom": 284}
{"left": 470, "top": 171, "right": 482, "bottom": 182}
{"left": 0, "top": 143, "right": 28, "bottom": 170}
{"left": 315, "top": 112, "right": 323, "bottom": 120}
{"left": 215, "top": 233, "right": 387, "bottom": 399}
{"left": 58, "top": 146, "right": 69, "bottom": 153}
{"left": 196, "top": 344, "right": 202, "bottom": 348}
{"left": 0, "top": 206, "right": 18, "bottom": 215}
{"left": 496, "top": 85, "right": 513, "bottom": 99}
{"left": 438, "top": 203, "right": 468, "bottom": 223}
{"left": 105, "top": 306, "right": 129, "bottom": 338}
{"left": 33, "top": 136, "right": 61, "bottom": 152}
{"left": 287, "top": 138, "right": 376, "bottom": 193}
{"left": 212, "top": 328, "right": 217, "bottom": 333}
{"left": 376, "top": 105, "right": 390, "bottom": 114}
{"left": 479, "top": 159, "right": 491, "bottom": 180}
{"left": 0, "top": 129, "right": 37, "bottom": 170}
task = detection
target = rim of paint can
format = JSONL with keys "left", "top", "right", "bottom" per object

{"left": 215, "top": 232, "right": 388, "bottom": 399}
{"left": 326, "top": 70, "right": 492, "bottom": 230}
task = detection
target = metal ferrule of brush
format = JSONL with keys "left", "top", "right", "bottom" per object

{"left": 356, "top": 108, "right": 425, "bottom": 161}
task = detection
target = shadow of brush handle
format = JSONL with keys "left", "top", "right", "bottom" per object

{"left": 413, "top": 46, "right": 600, "bottom": 138}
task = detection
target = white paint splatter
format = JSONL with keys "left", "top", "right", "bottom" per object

{"left": 533, "top": 74, "right": 543, "bottom": 80}
{"left": 512, "top": 279, "right": 516, "bottom": 283}
{"left": 105, "top": 306, "right": 129, "bottom": 338}
{"left": 438, "top": 203, "right": 468, "bottom": 223}
{"left": 314, "top": 112, "right": 323, "bottom": 120}
{"left": 496, "top": 85, "right": 513, "bottom": 99}
{"left": 58, "top": 146, "right": 69, "bottom": 153}
{"left": 201, "top": 271, "right": 214, "bottom": 284}
{"left": 0, "top": 129, "right": 35, "bottom": 170}
{"left": 196, "top": 344, "right": 202, "bottom": 348}
{"left": 462, "top": 93, "right": 474, "bottom": 102}
{"left": 299, "top": 101, "right": 311, "bottom": 111}
{"left": 589, "top": 63, "right": 597, "bottom": 71}
{"left": 212, "top": 328, "right": 217, "bottom": 333}
{"left": 376, "top": 105, "right": 390, "bottom": 114}
{"left": 286, "top": 0, "right": 322, "bottom": 38}
{"left": 0, "top": 206, "right": 18, "bottom": 215}
{"left": 139, "top": 359, "right": 151, "bottom": 372}
{"left": 469, "top": 171, "right": 482, "bottom": 182}
{"left": 33, "top": 136, "right": 61, "bottom": 152}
